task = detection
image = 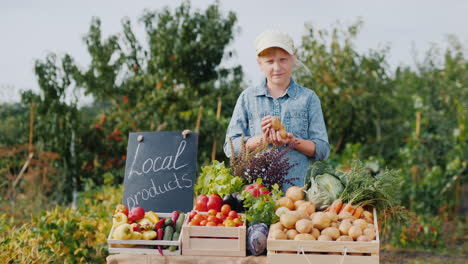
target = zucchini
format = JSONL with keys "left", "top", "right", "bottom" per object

{"left": 164, "top": 218, "right": 174, "bottom": 227}
{"left": 175, "top": 213, "right": 185, "bottom": 232}
{"left": 163, "top": 225, "right": 174, "bottom": 241}
{"left": 168, "top": 231, "right": 180, "bottom": 252}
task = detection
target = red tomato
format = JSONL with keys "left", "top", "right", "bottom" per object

{"left": 221, "top": 204, "right": 231, "bottom": 216}
{"left": 207, "top": 194, "right": 222, "bottom": 212}
{"left": 216, "top": 212, "right": 226, "bottom": 222}
{"left": 196, "top": 194, "right": 208, "bottom": 204}
{"left": 228, "top": 210, "right": 238, "bottom": 219}
{"left": 189, "top": 210, "right": 198, "bottom": 220}
{"left": 224, "top": 220, "right": 236, "bottom": 227}
{"left": 207, "top": 209, "right": 217, "bottom": 216}
{"left": 206, "top": 221, "right": 217, "bottom": 226}
{"left": 193, "top": 214, "right": 205, "bottom": 223}
{"left": 207, "top": 215, "right": 218, "bottom": 223}
{"left": 233, "top": 218, "right": 243, "bottom": 226}
{"left": 195, "top": 195, "right": 208, "bottom": 212}
{"left": 114, "top": 204, "right": 129, "bottom": 216}
{"left": 189, "top": 220, "right": 200, "bottom": 226}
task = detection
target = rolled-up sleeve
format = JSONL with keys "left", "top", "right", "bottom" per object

{"left": 307, "top": 92, "right": 330, "bottom": 161}
{"left": 223, "top": 92, "right": 251, "bottom": 158}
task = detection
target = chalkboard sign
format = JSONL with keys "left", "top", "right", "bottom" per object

{"left": 121, "top": 131, "right": 198, "bottom": 213}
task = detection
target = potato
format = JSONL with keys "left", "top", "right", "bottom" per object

{"left": 280, "top": 213, "right": 299, "bottom": 229}
{"left": 325, "top": 212, "right": 338, "bottom": 222}
{"left": 271, "top": 117, "right": 283, "bottom": 130}
{"left": 270, "top": 222, "right": 285, "bottom": 232}
{"left": 311, "top": 212, "right": 331, "bottom": 230}
{"left": 296, "top": 219, "right": 313, "bottom": 234}
{"left": 275, "top": 207, "right": 291, "bottom": 218}
{"left": 291, "top": 210, "right": 309, "bottom": 220}
{"left": 336, "top": 235, "right": 353, "bottom": 241}
{"left": 294, "top": 234, "right": 316, "bottom": 240}
{"left": 279, "top": 129, "right": 288, "bottom": 139}
{"left": 276, "top": 197, "right": 295, "bottom": 210}
{"left": 363, "top": 228, "right": 376, "bottom": 240}
{"left": 364, "top": 217, "right": 374, "bottom": 224}
{"left": 297, "top": 203, "right": 316, "bottom": 216}
{"left": 286, "top": 229, "right": 299, "bottom": 240}
{"left": 338, "top": 211, "right": 354, "bottom": 221}
{"left": 339, "top": 221, "right": 352, "bottom": 236}
{"left": 310, "top": 228, "right": 320, "bottom": 239}
{"left": 353, "top": 219, "right": 368, "bottom": 230}
{"left": 270, "top": 230, "right": 287, "bottom": 240}
{"left": 321, "top": 227, "right": 340, "bottom": 240}
{"left": 330, "top": 222, "right": 340, "bottom": 228}
{"left": 356, "top": 235, "right": 371, "bottom": 242}
{"left": 362, "top": 210, "right": 373, "bottom": 219}
{"left": 294, "top": 200, "right": 307, "bottom": 209}
{"left": 317, "top": 234, "right": 332, "bottom": 241}
{"left": 348, "top": 226, "right": 362, "bottom": 240}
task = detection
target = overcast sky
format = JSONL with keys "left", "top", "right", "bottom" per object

{"left": 1, "top": 0, "right": 467, "bottom": 104}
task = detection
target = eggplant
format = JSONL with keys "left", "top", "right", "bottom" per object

{"left": 222, "top": 193, "right": 237, "bottom": 210}
{"left": 223, "top": 192, "right": 245, "bottom": 212}
{"left": 231, "top": 192, "right": 245, "bottom": 212}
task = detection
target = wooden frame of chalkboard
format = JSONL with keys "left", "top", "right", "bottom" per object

{"left": 121, "top": 131, "right": 198, "bottom": 213}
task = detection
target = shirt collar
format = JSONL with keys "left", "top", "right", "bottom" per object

{"left": 255, "top": 77, "right": 297, "bottom": 99}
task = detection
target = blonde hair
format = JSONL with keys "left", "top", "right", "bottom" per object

{"left": 257, "top": 47, "right": 294, "bottom": 57}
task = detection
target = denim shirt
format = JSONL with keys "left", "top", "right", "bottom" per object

{"left": 223, "top": 78, "right": 330, "bottom": 191}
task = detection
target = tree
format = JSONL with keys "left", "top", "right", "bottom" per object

{"left": 23, "top": 0, "right": 243, "bottom": 202}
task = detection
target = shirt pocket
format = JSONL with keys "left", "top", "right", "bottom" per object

{"left": 284, "top": 110, "right": 308, "bottom": 139}
{"left": 248, "top": 111, "right": 271, "bottom": 136}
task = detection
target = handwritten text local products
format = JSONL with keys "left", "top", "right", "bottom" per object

{"left": 126, "top": 140, "right": 193, "bottom": 209}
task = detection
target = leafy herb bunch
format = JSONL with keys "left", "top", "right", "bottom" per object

{"left": 241, "top": 178, "right": 283, "bottom": 226}
{"left": 229, "top": 134, "right": 298, "bottom": 189}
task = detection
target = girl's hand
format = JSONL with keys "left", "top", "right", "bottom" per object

{"left": 269, "top": 129, "right": 295, "bottom": 146}
{"left": 260, "top": 116, "right": 272, "bottom": 143}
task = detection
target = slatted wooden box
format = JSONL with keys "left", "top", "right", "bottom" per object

{"left": 181, "top": 213, "right": 246, "bottom": 257}
{"left": 267, "top": 208, "right": 380, "bottom": 264}
{"left": 107, "top": 212, "right": 182, "bottom": 255}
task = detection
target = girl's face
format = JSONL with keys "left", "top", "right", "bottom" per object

{"left": 257, "top": 48, "right": 295, "bottom": 89}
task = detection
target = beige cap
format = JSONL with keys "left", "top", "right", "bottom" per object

{"left": 255, "top": 30, "right": 295, "bottom": 55}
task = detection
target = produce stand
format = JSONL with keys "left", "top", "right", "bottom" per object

{"left": 108, "top": 213, "right": 183, "bottom": 255}
{"left": 266, "top": 208, "right": 380, "bottom": 264}
{"left": 106, "top": 254, "right": 266, "bottom": 264}
{"left": 181, "top": 213, "right": 246, "bottom": 257}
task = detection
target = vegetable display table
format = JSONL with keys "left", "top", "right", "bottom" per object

{"left": 106, "top": 254, "right": 266, "bottom": 264}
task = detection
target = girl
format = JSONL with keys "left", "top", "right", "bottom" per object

{"left": 224, "top": 30, "right": 330, "bottom": 190}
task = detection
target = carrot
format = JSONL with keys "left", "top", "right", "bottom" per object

{"left": 353, "top": 206, "right": 364, "bottom": 218}
{"left": 329, "top": 199, "right": 343, "bottom": 214}
{"left": 340, "top": 203, "right": 355, "bottom": 214}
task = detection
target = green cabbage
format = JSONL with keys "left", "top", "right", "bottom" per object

{"left": 306, "top": 173, "right": 344, "bottom": 210}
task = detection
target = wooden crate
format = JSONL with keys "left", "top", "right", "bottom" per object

{"left": 267, "top": 208, "right": 380, "bottom": 264}
{"left": 107, "top": 212, "right": 182, "bottom": 255}
{"left": 181, "top": 213, "right": 246, "bottom": 257}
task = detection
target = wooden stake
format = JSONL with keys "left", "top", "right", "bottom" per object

{"left": 195, "top": 105, "right": 203, "bottom": 133}
{"left": 415, "top": 111, "right": 421, "bottom": 140}
{"left": 454, "top": 174, "right": 460, "bottom": 219}
{"left": 29, "top": 102, "right": 35, "bottom": 154}
{"left": 211, "top": 99, "right": 222, "bottom": 161}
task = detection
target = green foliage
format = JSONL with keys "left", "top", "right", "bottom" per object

{"left": 0, "top": 184, "right": 122, "bottom": 263}
{"left": 16, "top": 0, "right": 243, "bottom": 202}
{"left": 296, "top": 20, "right": 404, "bottom": 157}
{"left": 0, "top": 103, "right": 29, "bottom": 147}
{"left": 194, "top": 160, "right": 243, "bottom": 197}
